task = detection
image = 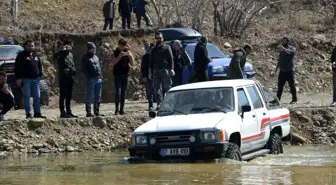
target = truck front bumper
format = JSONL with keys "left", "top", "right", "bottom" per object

{"left": 128, "top": 142, "right": 230, "bottom": 160}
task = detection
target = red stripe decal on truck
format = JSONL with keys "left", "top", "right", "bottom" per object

{"left": 242, "top": 114, "right": 290, "bottom": 142}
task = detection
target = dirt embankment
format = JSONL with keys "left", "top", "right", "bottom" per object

{"left": 0, "top": 100, "right": 335, "bottom": 156}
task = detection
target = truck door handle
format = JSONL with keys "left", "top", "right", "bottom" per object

{"left": 252, "top": 114, "right": 256, "bottom": 118}
{"left": 263, "top": 112, "right": 266, "bottom": 116}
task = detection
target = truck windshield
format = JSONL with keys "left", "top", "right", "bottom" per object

{"left": 185, "top": 43, "right": 228, "bottom": 61}
{"left": 157, "top": 87, "right": 234, "bottom": 116}
{"left": 0, "top": 45, "right": 24, "bottom": 59}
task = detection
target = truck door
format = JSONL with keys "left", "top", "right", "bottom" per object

{"left": 245, "top": 85, "right": 270, "bottom": 147}
{"left": 237, "top": 88, "right": 258, "bottom": 152}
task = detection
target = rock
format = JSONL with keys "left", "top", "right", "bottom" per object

{"left": 291, "top": 132, "right": 307, "bottom": 144}
{"left": 93, "top": 117, "right": 107, "bottom": 128}
{"left": 0, "top": 139, "right": 7, "bottom": 146}
{"left": 33, "top": 143, "right": 44, "bottom": 149}
{"left": 299, "top": 42, "right": 308, "bottom": 49}
{"left": 27, "top": 118, "right": 45, "bottom": 130}
{"left": 16, "top": 144, "right": 25, "bottom": 149}
{"left": 298, "top": 115, "right": 310, "bottom": 123}
{"left": 66, "top": 146, "right": 75, "bottom": 152}
{"left": 58, "top": 148, "right": 66, "bottom": 153}
{"left": 38, "top": 148, "right": 51, "bottom": 153}
{"left": 46, "top": 137, "right": 56, "bottom": 147}
{"left": 7, "top": 139, "right": 15, "bottom": 145}
{"left": 223, "top": 42, "right": 232, "bottom": 48}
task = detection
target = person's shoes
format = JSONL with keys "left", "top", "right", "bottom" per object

{"left": 119, "top": 110, "right": 125, "bottom": 115}
{"left": 26, "top": 114, "right": 33, "bottom": 119}
{"left": 148, "top": 106, "right": 153, "bottom": 111}
{"left": 114, "top": 110, "right": 119, "bottom": 115}
{"left": 331, "top": 102, "right": 336, "bottom": 107}
{"left": 289, "top": 101, "right": 298, "bottom": 105}
{"left": 86, "top": 113, "right": 94, "bottom": 117}
{"left": 67, "top": 112, "right": 78, "bottom": 118}
{"left": 60, "top": 113, "right": 71, "bottom": 118}
{"left": 34, "top": 113, "right": 46, "bottom": 118}
{"left": 94, "top": 104, "right": 104, "bottom": 117}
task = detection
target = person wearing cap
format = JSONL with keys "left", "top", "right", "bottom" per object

{"left": 109, "top": 38, "right": 134, "bottom": 115}
{"left": 193, "top": 36, "right": 211, "bottom": 82}
{"left": 141, "top": 43, "right": 155, "bottom": 110}
{"left": 227, "top": 44, "right": 252, "bottom": 80}
{"left": 53, "top": 40, "right": 77, "bottom": 118}
{"left": 149, "top": 32, "right": 174, "bottom": 110}
{"left": 272, "top": 37, "right": 298, "bottom": 104}
{"left": 81, "top": 42, "right": 104, "bottom": 117}
{"left": 171, "top": 40, "right": 187, "bottom": 87}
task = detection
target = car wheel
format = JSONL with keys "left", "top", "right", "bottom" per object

{"left": 266, "top": 133, "right": 283, "bottom": 154}
{"left": 225, "top": 143, "right": 242, "bottom": 161}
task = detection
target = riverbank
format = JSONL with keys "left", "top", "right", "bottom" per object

{"left": 1, "top": 98, "right": 336, "bottom": 156}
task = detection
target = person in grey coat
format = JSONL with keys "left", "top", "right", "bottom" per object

{"left": 81, "top": 42, "right": 104, "bottom": 117}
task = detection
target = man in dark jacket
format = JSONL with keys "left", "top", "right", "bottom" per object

{"left": 193, "top": 36, "right": 211, "bottom": 82}
{"left": 273, "top": 37, "right": 297, "bottom": 104}
{"left": 15, "top": 40, "right": 46, "bottom": 119}
{"left": 330, "top": 46, "right": 336, "bottom": 106}
{"left": 227, "top": 45, "right": 252, "bottom": 79}
{"left": 135, "top": 0, "right": 151, "bottom": 28}
{"left": 171, "top": 40, "right": 186, "bottom": 87}
{"left": 103, "top": 0, "right": 116, "bottom": 30}
{"left": 149, "top": 32, "right": 174, "bottom": 110}
{"left": 81, "top": 42, "right": 104, "bottom": 117}
{"left": 53, "top": 40, "right": 77, "bottom": 118}
{"left": 0, "top": 72, "right": 14, "bottom": 121}
{"left": 119, "top": 0, "right": 133, "bottom": 29}
{"left": 141, "top": 43, "right": 155, "bottom": 110}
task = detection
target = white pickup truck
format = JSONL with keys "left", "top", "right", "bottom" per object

{"left": 128, "top": 79, "right": 291, "bottom": 161}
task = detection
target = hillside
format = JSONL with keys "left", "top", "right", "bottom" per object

{"left": 1, "top": 0, "right": 336, "bottom": 103}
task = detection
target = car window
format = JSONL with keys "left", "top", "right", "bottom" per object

{"left": 185, "top": 44, "right": 228, "bottom": 61}
{"left": 246, "top": 86, "right": 264, "bottom": 109}
{"left": 0, "top": 45, "right": 24, "bottom": 59}
{"left": 237, "top": 88, "right": 250, "bottom": 113}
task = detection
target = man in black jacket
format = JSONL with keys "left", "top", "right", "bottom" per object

{"left": 119, "top": 0, "right": 133, "bottom": 29}
{"left": 15, "top": 40, "right": 46, "bottom": 119}
{"left": 141, "top": 43, "right": 155, "bottom": 110}
{"left": 103, "top": 0, "right": 116, "bottom": 30}
{"left": 0, "top": 72, "right": 14, "bottom": 121}
{"left": 193, "top": 36, "right": 211, "bottom": 82}
{"left": 53, "top": 40, "right": 77, "bottom": 118}
{"left": 81, "top": 42, "right": 104, "bottom": 117}
{"left": 134, "top": 0, "right": 151, "bottom": 28}
{"left": 331, "top": 46, "right": 336, "bottom": 106}
{"left": 149, "top": 32, "right": 174, "bottom": 110}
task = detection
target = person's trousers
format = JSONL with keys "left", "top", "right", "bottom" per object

{"left": 194, "top": 69, "right": 209, "bottom": 82}
{"left": 136, "top": 12, "right": 150, "bottom": 28}
{"left": 333, "top": 72, "right": 336, "bottom": 102}
{"left": 146, "top": 78, "right": 154, "bottom": 108}
{"left": 153, "top": 69, "right": 172, "bottom": 106}
{"left": 114, "top": 75, "right": 128, "bottom": 111}
{"left": 86, "top": 79, "right": 102, "bottom": 105}
{"left": 0, "top": 91, "right": 14, "bottom": 115}
{"left": 121, "top": 14, "right": 131, "bottom": 29}
{"left": 59, "top": 76, "right": 74, "bottom": 114}
{"left": 276, "top": 71, "right": 297, "bottom": 101}
{"left": 172, "top": 69, "right": 183, "bottom": 87}
{"left": 22, "top": 78, "right": 41, "bottom": 115}
{"left": 103, "top": 17, "right": 114, "bottom": 30}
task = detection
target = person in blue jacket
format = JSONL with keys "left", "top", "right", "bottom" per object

{"left": 134, "top": 0, "right": 151, "bottom": 28}
{"left": 141, "top": 43, "right": 155, "bottom": 110}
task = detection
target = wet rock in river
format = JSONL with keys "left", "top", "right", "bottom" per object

{"left": 66, "top": 146, "right": 75, "bottom": 152}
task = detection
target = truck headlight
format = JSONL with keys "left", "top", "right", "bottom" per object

{"left": 204, "top": 132, "right": 216, "bottom": 141}
{"left": 212, "top": 66, "right": 224, "bottom": 73}
{"left": 136, "top": 135, "right": 147, "bottom": 145}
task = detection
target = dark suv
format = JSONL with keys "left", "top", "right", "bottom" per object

{"left": 0, "top": 45, "right": 50, "bottom": 110}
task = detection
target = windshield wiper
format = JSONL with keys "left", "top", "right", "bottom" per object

{"left": 159, "top": 109, "right": 188, "bottom": 115}
{"left": 192, "top": 107, "right": 227, "bottom": 113}
{"left": 211, "top": 56, "right": 223, "bottom": 59}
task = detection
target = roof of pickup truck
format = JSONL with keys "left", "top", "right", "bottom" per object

{"left": 170, "top": 79, "right": 256, "bottom": 91}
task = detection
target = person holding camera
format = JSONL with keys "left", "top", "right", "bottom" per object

{"left": 109, "top": 39, "right": 134, "bottom": 115}
{"left": 0, "top": 72, "right": 14, "bottom": 121}
{"left": 53, "top": 40, "right": 77, "bottom": 118}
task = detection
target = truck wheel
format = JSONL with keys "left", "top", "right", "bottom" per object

{"left": 225, "top": 143, "right": 242, "bottom": 161}
{"left": 266, "top": 133, "right": 283, "bottom": 154}
{"left": 39, "top": 80, "right": 50, "bottom": 106}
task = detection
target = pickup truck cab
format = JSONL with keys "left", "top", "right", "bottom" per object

{"left": 128, "top": 79, "right": 291, "bottom": 161}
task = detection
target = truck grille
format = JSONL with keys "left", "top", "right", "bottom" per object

{"left": 0, "top": 62, "right": 15, "bottom": 74}
{"left": 146, "top": 130, "right": 199, "bottom": 145}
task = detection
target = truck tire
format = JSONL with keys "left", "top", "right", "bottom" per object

{"left": 225, "top": 143, "right": 242, "bottom": 161}
{"left": 39, "top": 79, "right": 50, "bottom": 106}
{"left": 266, "top": 133, "right": 283, "bottom": 154}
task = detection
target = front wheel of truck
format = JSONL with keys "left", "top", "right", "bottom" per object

{"left": 225, "top": 143, "right": 242, "bottom": 161}
{"left": 266, "top": 133, "right": 283, "bottom": 154}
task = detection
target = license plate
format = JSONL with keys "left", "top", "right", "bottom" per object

{"left": 160, "top": 148, "right": 190, "bottom": 156}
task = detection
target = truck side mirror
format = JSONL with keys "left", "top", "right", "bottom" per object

{"left": 241, "top": 105, "right": 251, "bottom": 118}
{"left": 149, "top": 110, "right": 157, "bottom": 118}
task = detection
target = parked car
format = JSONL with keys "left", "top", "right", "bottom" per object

{"left": 157, "top": 28, "right": 256, "bottom": 84}
{"left": 0, "top": 45, "right": 50, "bottom": 110}
{"left": 128, "top": 79, "right": 291, "bottom": 161}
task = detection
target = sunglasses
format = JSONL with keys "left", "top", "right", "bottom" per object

{"left": 155, "top": 37, "right": 162, "bottom": 40}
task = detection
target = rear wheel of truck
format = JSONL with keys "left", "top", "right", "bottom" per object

{"left": 266, "top": 133, "right": 283, "bottom": 154}
{"left": 225, "top": 143, "right": 242, "bottom": 161}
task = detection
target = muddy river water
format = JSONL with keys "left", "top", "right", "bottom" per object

{"left": 0, "top": 145, "right": 336, "bottom": 185}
